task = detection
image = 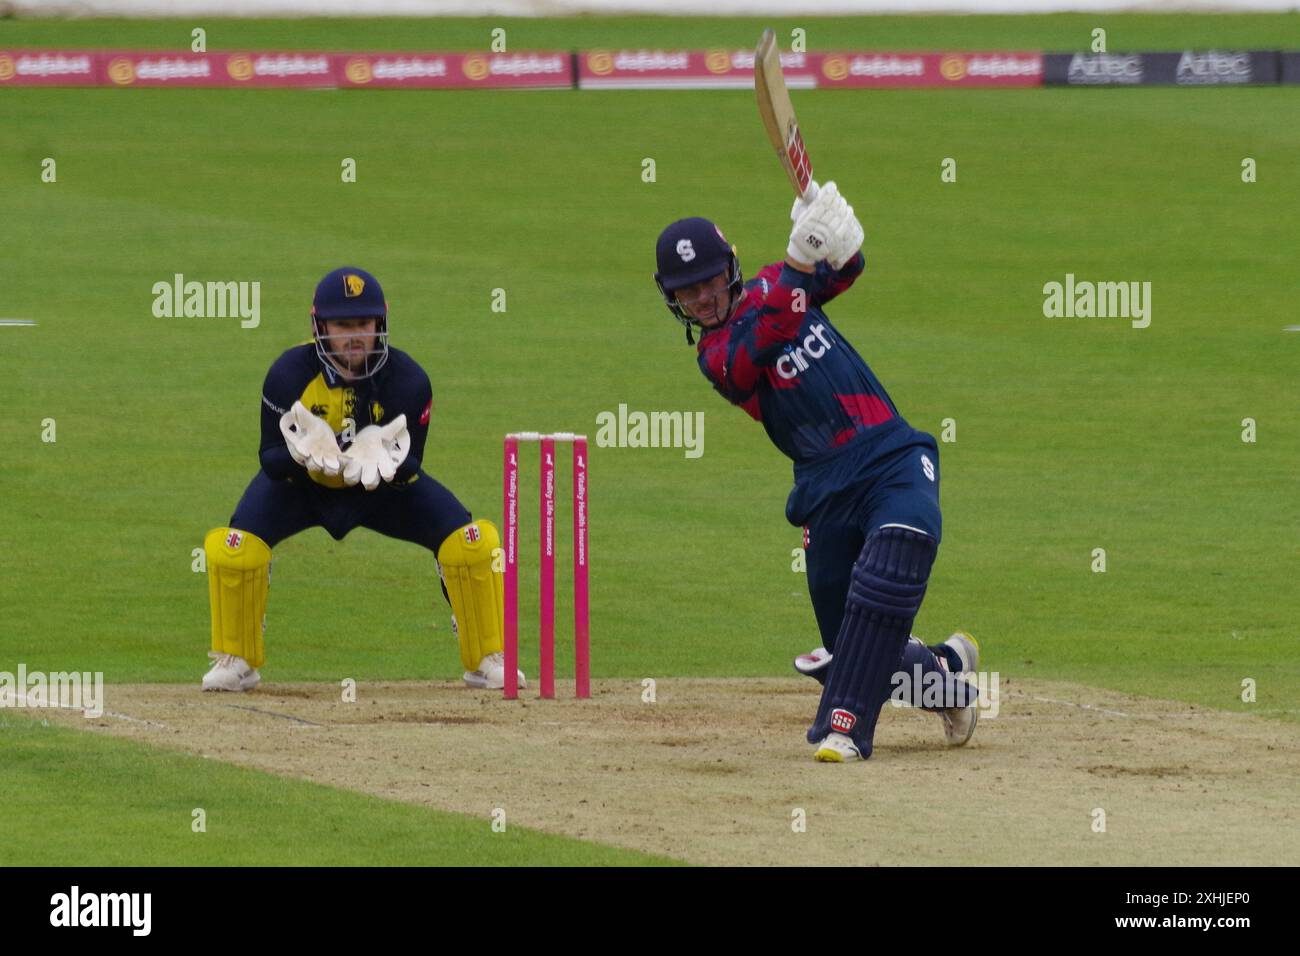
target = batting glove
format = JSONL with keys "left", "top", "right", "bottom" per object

{"left": 787, "top": 180, "right": 848, "bottom": 266}
{"left": 826, "top": 197, "right": 864, "bottom": 270}
{"left": 789, "top": 179, "right": 821, "bottom": 223}
{"left": 279, "top": 401, "right": 344, "bottom": 477}
{"left": 342, "top": 415, "right": 410, "bottom": 491}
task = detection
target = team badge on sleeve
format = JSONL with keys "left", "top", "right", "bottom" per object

{"left": 419, "top": 400, "right": 432, "bottom": 425}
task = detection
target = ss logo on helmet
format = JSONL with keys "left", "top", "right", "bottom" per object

{"left": 676, "top": 239, "right": 696, "bottom": 263}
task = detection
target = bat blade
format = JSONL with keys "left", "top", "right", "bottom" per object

{"left": 755, "top": 27, "right": 814, "bottom": 199}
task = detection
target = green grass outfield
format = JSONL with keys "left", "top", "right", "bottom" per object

{"left": 0, "top": 717, "right": 676, "bottom": 865}
{"left": 2, "top": 14, "right": 1298, "bottom": 863}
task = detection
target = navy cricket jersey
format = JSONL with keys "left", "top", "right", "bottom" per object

{"left": 697, "top": 253, "right": 930, "bottom": 523}
{"left": 258, "top": 344, "right": 433, "bottom": 489}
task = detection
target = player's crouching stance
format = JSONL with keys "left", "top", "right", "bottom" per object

{"left": 654, "top": 183, "right": 978, "bottom": 761}
{"left": 202, "top": 267, "right": 524, "bottom": 693}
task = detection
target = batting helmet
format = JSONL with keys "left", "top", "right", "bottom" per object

{"left": 653, "top": 218, "right": 743, "bottom": 344}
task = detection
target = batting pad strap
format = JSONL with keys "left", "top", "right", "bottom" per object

{"left": 437, "top": 520, "right": 505, "bottom": 672}
{"left": 204, "top": 527, "right": 271, "bottom": 669}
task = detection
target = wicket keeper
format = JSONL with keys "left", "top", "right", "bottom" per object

{"left": 653, "top": 183, "right": 978, "bottom": 762}
{"left": 201, "top": 266, "right": 524, "bottom": 692}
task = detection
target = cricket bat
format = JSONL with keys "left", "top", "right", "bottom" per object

{"left": 754, "top": 28, "right": 814, "bottom": 200}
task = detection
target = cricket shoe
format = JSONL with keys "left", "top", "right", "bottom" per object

{"left": 814, "top": 732, "right": 863, "bottom": 763}
{"left": 464, "top": 651, "right": 527, "bottom": 691}
{"left": 941, "top": 631, "right": 980, "bottom": 674}
{"left": 202, "top": 652, "right": 260, "bottom": 692}
{"left": 938, "top": 631, "right": 980, "bottom": 747}
{"left": 793, "top": 646, "right": 831, "bottom": 684}
{"left": 940, "top": 702, "right": 978, "bottom": 747}
{"left": 795, "top": 634, "right": 927, "bottom": 685}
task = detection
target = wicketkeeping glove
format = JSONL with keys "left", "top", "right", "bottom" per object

{"left": 342, "top": 415, "right": 410, "bottom": 491}
{"left": 279, "top": 401, "right": 344, "bottom": 477}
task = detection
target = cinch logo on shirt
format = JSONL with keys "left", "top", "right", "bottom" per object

{"left": 775, "top": 323, "right": 834, "bottom": 381}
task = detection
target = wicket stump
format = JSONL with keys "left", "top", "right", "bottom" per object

{"left": 503, "top": 432, "right": 589, "bottom": 699}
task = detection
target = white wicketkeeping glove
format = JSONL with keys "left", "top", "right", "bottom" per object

{"left": 787, "top": 180, "right": 864, "bottom": 269}
{"left": 279, "top": 401, "right": 344, "bottom": 476}
{"left": 342, "top": 415, "right": 410, "bottom": 491}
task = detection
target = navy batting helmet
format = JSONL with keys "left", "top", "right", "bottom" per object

{"left": 310, "top": 266, "right": 389, "bottom": 379}
{"left": 653, "top": 218, "right": 742, "bottom": 344}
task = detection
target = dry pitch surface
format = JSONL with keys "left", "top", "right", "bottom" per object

{"left": 44, "top": 678, "right": 1300, "bottom": 866}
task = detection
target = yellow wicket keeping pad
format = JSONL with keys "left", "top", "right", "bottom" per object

{"left": 205, "top": 527, "right": 271, "bottom": 668}
{"left": 437, "top": 520, "right": 504, "bottom": 671}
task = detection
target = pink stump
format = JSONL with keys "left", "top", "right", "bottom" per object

{"left": 573, "top": 438, "right": 590, "bottom": 698}
{"left": 539, "top": 436, "right": 556, "bottom": 699}
{"left": 503, "top": 436, "right": 519, "bottom": 700}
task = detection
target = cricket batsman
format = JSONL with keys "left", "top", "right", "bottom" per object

{"left": 653, "top": 183, "right": 978, "bottom": 762}
{"left": 201, "top": 266, "right": 523, "bottom": 692}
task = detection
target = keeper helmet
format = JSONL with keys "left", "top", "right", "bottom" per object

{"left": 310, "top": 266, "right": 389, "bottom": 379}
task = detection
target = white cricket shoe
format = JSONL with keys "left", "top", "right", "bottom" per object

{"left": 463, "top": 651, "right": 527, "bottom": 690}
{"left": 938, "top": 631, "right": 980, "bottom": 746}
{"left": 942, "top": 631, "right": 980, "bottom": 674}
{"left": 202, "top": 652, "right": 260, "bottom": 692}
{"left": 814, "top": 732, "right": 863, "bottom": 763}
{"left": 941, "top": 703, "right": 978, "bottom": 747}
{"left": 795, "top": 635, "right": 928, "bottom": 682}
{"left": 793, "top": 646, "right": 831, "bottom": 680}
